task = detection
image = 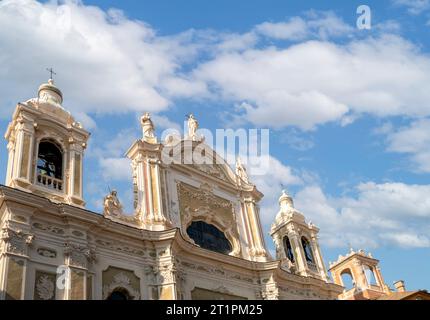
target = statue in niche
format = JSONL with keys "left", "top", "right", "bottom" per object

{"left": 235, "top": 157, "right": 249, "bottom": 183}
{"left": 187, "top": 113, "right": 198, "bottom": 140}
{"left": 103, "top": 189, "right": 123, "bottom": 217}
{"left": 141, "top": 112, "right": 156, "bottom": 141}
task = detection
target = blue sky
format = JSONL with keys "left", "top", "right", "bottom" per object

{"left": 1, "top": 0, "right": 430, "bottom": 291}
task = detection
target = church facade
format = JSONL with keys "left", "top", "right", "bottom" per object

{"left": 0, "top": 78, "right": 397, "bottom": 300}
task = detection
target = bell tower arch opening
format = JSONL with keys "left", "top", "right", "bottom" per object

{"left": 301, "top": 236, "right": 315, "bottom": 266}
{"left": 36, "top": 139, "right": 64, "bottom": 191}
{"left": 282, "top": 235, "right": 295, "bottom": 263}
{"left": 340, "top": 269, "right": 355, "bottom": 291}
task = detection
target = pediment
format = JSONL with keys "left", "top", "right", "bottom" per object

{"left": 191, "top": 163, "right": 231, "bottom": 183}
{"left": 165, "top": 140, "right": 239, "bottom": 186}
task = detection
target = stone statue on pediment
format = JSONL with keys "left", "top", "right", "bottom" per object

{"left": 187, "top": 114, "right": 198, "bottom": 141}
{"left": 103, "top": 189, "right": 123, "bottom": 217}
{"left": 235, "top": 157, "right": 249, "bottom": 183}
{"left": 141, "top": 112, "right": 157, "bottom": 142}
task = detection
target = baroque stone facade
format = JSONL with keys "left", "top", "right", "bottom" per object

{"left": 0, "top": 79, "right": 346, "bottom": 300}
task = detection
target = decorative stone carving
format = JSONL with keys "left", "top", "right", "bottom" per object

{"left": 141, "top": 112, "right": 157, "bottom": 143}
{"left": 36, "top": 275, "right": 55, "bottom": 300}
{"left": 213, "top": 285, "right": 232, "bottom": 295}
{"left": 71, "top": 230, "right": 84, "bottom": 237}
{"left": 102, "top": 272, "right": 141, "bottom": 300}
{"left": 177, "top": 182, "right": 241, "bottom": 257}
{"left": 178, "top": 183, "right": 231, "bottom": 210}
{"left": 235, "top": 157, "right": 249, "bottom": 184}
{"left": 192, "top": 163, "right": 229, "bottom": 182}
{"left": 37, "top": 247, "right": 57, "bottom": 258}
{"left": 64, "top": 242, "right": 95, "bottom": 268}
{"left": 11, "top": 214, "right": 27, "bottom": 223}
{"left": 102, "top": 190, "right": 140, "bottom": 225}
{"left": 95, "top": 239, "right": 145, "bottom": 256}
{"left": 187, "top": 114, "right": 198, "bottom": 141}
{"left": 158, "top": 263, "right": 176, "bottom": 284}
{"left": 260, "top": 280, "right": 279, "bottom": 300}
{"left": 1, "top": 228, "right": 34, "bottom": 255}
{"left": 32, "top": 222, "right": 64, "bottom": 235}
{"left": 103, "top": 189, "right": 123, "bottom": 217}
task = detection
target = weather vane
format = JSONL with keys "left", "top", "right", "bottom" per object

{"left": 46, "top": 67, "right": 56, "bottom": 80}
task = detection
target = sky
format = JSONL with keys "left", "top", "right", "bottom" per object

{"left": 0, "top": 0, "right": 430, "bottom": 291}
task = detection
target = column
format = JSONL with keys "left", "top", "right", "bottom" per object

{"left": 155, "top": 244, "right": 177, "bottom": 300}
{"left": 245, "top": 200, "right": 266, "bottom": 260}
{"left": 14, "top": 122, "right": 35, "bottom": 184}
{"left": 310, "top": 235, "right": 328, "bottom": 280}
{"left": 133, "top": 156, "right": 147, "bottom": 221}
{"left": 63, "top": 243, "right": 93, "bottom": 300}
{"left": 67, "top": 140, "right": 85, "bottom": 206}
{"left": 0, "top": 228, "right": 33, "bottom": 300}
{"left": 5, "top": 141, "right": 15, "bottom": 185}
{"left": 290, "top": 233, "right": 307, "bottom": 276}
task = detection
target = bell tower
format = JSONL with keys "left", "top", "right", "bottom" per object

{"left": 270, "top": 190, "right": 328, "bottom": 281}
{"left": 4, "top": 78, "right": 90, "bottom": 207}
{"left": 328, "top": 248, "right": 391, "bottom": 300}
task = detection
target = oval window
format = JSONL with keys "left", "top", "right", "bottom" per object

{"left": 186, "top": 221, "right": 232, "bottom": 255}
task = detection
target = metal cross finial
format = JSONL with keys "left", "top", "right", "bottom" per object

{"left": 46, "top": 67, "right": 56, "bottom": 80}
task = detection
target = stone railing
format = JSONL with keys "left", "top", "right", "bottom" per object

{"left": 37, "top": 173, "right": 63, "bottom": 191}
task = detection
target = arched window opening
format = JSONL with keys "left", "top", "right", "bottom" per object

{"left": 107, "top": 288, "right": 130, "bottom": 300}
{"left": 364, "top": 265, "right": 378, "bottom": 286}
{"left": 301, "top": 236, "right": 315, "bottom": 264}
{"left": 341, "top": 270, "right": 355, "bottom": 291}
{"left": 186, "top": 221, "right": 232, "bottom": 255}
{"left": 283, "top": 236, "right": 295, "bottom": 263}
{"left": 36, "top": 140, "right": 63, "bottom": 191}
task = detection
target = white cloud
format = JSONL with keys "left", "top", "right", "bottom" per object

{"left": 88, "top": 127, "right": 138, "bottom": 159}
{"left": 151, "top": 114, "right": 182, "bottom": 132}
{"left": 254, "top": 11, "right": 353, "bottom": 41}
{"left": 386, "top": 118, "right": 430, "bottom": 172}
{"left": 0, "top": 0, "right": 203, "bottom": 118}
{"left": 3, "top": 2, "right": 430, "bottom": 132}
{"left": 255, "top": 17, "right": 309, "bottom": 41}
{"left": 293, "top": 182, "right": 430, "bottom": 248}
{"left": 99, "top": 157, "right": 132, "bottom": 181}
{"left": 393, "top": 0, "right": 430, "bottom": 14}
{"left": 193, "top": 35, "right": 430, "bottom": 130}
{"left": 381, "top": 233, "right": 430, "bottom": 247}
{"left": 279, "top": 129, "right": 314, "bottom": 151}
{"left": 249, "top": 157, "right": 430, "bottom": 250}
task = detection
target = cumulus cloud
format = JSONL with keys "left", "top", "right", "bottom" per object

{"left": 254, "top": 11, "right": 353, "bottom": 41}
{"left": 386, "top": 118, "right": 430, "bottom": 172}
{"left": 293, "top": 182, "right": 430, "bottom": 248}
{"left": 0, "top": 0, "right": 203, "bottom": 118}
{"left": 99, "top": 157, "right": 132, "bottom": 181}
{"left": 393, "top": 0, "right": 430, "bottom": 14}
{"left": 193, "top": 35, "right": 430, "bottom": 130}
{"left": 249, "top": 155, "right": 430, "bottom": 250}
{"left": 2, "top": 1, "right": 430, "bottom": 132}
